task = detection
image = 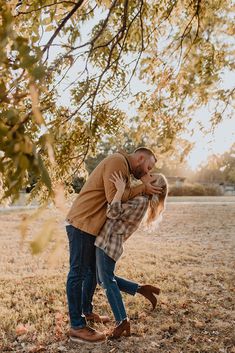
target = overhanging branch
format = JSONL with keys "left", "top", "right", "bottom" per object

{"left": 42, "top": 0, "right": 86, "bottom": 60}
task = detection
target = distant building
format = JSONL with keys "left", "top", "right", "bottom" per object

{"left": 219, "top": 182, "right": 235, "bottom": 196}
{"left": 166, "top": 176, "right": 186, "bottom": 187}
{"left": 198, "top": 181, "right": 235, "bottom": 195}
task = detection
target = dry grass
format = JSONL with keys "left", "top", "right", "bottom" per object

{"left": 0, "top": 198, "right": 235, "bottom": 352}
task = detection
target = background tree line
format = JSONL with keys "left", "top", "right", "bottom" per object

{"left": 70, "top": 139, "right": 235, "bottom": 194}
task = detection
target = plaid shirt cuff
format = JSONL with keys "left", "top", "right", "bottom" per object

{"left": 107, "top": 201, "right": 122, "bottom": 219}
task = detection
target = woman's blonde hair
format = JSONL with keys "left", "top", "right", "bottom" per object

{"left": 146, "top": 173, "right": 168, "bottom": 224}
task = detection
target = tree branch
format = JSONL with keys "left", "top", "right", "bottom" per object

{"left": 15, "top": 1, "right": 77, "bottom": 16}
{"left": 42, "top": 0, "right": 85, "bottom": 60}
{"left": 66, "top": 0, "right": 118, "bottom": 54}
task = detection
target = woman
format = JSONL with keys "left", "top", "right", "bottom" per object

{"left": 95, "top": 171, "right": 168, "bottom": 339}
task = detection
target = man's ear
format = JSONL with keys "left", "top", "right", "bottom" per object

{"left": 138, "top": 154, "right": 144, "bottom": 163}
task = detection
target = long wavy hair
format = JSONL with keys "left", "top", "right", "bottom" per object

{"left": 145, "top": 173, "right": 168, "bottom": 224}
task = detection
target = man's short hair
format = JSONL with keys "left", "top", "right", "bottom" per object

{"left": 134, "top": 147, "right": 157, "bottom": 162}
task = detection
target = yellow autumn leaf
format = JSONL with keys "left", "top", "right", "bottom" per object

{"left": 30, "top": 219, "right": 56, "bottom": 254}
{"left": 29, "top": 83, "right": 45, "bottom": 125}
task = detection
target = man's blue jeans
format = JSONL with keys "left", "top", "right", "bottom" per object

{"left": 66, "top": 225, "right": 97, "bottom": 329}
{"left": 96, "top": 247, "right": 139, "bottom": 324}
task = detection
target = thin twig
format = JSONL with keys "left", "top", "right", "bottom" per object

{"left": 42, "top": 0, "right": 85, "bottom": 61}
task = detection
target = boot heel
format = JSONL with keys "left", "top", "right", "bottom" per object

{"left": 154, "top": 287, "right": 160, "bottom": 295}
{"left": 124, "top": 324, "right": 131, "bottom": 337}
{"left": 137, "top": 285, "right": 160, "bottom": 310}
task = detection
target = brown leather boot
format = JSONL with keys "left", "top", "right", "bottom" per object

{"left": 108, "top": 318, "right": 131, "bottom": 339}
{"left": 137, "top": 285, "right": 160, "bottom": 310}
{"left": 69, "top": 326, "right": 106, "bottom": 344}
{"left": 84, "top": 312, "right": 111, "bottom": 324}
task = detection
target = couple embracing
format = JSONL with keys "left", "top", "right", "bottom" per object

{"left": 65, "top": 147, "right": 168, "bottom": 344}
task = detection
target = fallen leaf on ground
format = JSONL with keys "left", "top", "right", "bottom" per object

{"left": 15, "top": 324, "right": 28, "bottom": 336}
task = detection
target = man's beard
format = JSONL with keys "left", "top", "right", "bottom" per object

{"left": 133, "top": 166, "right": 145, "bottom": 179}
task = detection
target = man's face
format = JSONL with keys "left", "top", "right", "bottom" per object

{"left": 132, "top": 155, "right": 156, "bottom": 179}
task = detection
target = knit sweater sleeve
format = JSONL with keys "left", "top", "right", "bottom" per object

{"left": 102, "top": 156, "right": 145, "bottom": 204}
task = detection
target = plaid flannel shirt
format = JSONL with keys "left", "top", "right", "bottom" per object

{"left": 95, "top": 195, "right": 149, "bottom": 261}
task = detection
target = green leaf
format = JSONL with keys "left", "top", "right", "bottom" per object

{"left": 19, "top": 155, "right": 29, "bottom": 170}
{"left": 31, "top": 65, "right": 45, "bottom": 80}
{"left": 37, "top": 154, "right": 52, "bottom": 191}
{"left": 41, "top": 17, "right": 52, "bottom": 25}
{"left": 30, "top": 219, "right": 55, "bottom": 254}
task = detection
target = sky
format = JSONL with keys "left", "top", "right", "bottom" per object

{"left": 183, "top": 69, "right": 235, "bottom": 170}
{"left": 184, "top": 114, "right": 235, "bottom": 170}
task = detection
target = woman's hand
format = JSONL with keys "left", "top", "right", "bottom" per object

{"left": 141, "top": 173, "right": 163, "bottom": 196}
{"left": 109, "top": 171, "right": 126, "bottom": 194}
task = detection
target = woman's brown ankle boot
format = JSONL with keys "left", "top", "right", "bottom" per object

{"left": 109, "top": 318, "right": 131, "bottom": 339}
{"left": 137, "top": 285, "right": 160, "bottom": 310}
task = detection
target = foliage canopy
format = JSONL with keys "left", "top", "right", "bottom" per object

{"left": 0, "top": 0, "right": 234, "bottom": 201}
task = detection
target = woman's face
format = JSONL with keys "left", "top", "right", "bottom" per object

{"left": 151, "top": 174, "right": 167, "bottom": 195}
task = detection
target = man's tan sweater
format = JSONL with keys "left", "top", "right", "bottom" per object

{"left": 66, "top": 150, "right": 145, "bottom": 236}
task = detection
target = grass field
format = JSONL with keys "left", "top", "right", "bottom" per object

{"left": 0, "top": 197, "right": 235, "bottom": 352}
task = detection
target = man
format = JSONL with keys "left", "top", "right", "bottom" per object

{"left": 65, "top": 147, "right": 162, "bottom": 344}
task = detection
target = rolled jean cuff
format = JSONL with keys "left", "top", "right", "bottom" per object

{"left": 71, "top": 326, "right": 86, "bottom": 330}
{"left": 71, "top": 322, "right": 86, "bottom": 330}
{"left": 116, "top": 316, "right": 128, "bottom": 325}
{"left": 135, "top": 284, "right": 141, "bottom": 294}
{"left": 70, "top": 315, "right": 87, "bottom": 329}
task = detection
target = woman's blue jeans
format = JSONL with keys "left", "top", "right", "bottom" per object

{"left": 96, "top": 247, "right": 139, "bottom": 323}
{"left": 66, "top": 225, "right": 97, "bottom": 329}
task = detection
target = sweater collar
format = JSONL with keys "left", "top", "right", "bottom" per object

{"left": 118, "top": 149, "right": 132, "bottom": 174}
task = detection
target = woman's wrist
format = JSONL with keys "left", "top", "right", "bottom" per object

{"left": 111, "top": 190, "right": 124, "bottom": 203}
